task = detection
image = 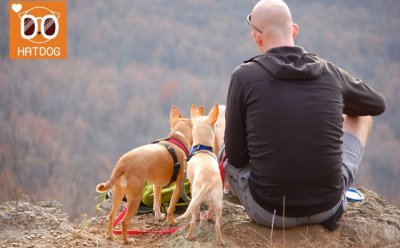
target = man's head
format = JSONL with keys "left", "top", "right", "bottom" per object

{"left": 248, "top": 0, "right": 298, "bottom": 53}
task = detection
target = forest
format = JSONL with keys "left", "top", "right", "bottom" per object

{"left": 0, "top": 0, "right": 399, "bottom": 219}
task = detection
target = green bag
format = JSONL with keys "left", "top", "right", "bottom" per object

{"left": 141, "top": 179, "right": 191, "bottom": 207}
{"left": 95, "top": 179, "right": 191, "bottom": 214}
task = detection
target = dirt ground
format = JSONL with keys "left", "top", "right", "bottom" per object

{"left": 1, "top": 188, "right": 400, "bottom": 248}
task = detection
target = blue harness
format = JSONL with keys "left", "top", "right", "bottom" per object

{"left": 186, "top": 144, "right": 214, "bottom": 161}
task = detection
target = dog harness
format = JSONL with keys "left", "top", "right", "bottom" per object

{"left": 152, "top": 137, "right": 189, "bottom": 185}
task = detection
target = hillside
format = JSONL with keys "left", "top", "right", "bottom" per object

{"left": 1, "top": 188, "right": 399, "bottom": 247}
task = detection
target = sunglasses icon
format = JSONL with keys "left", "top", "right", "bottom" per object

{"left": 18, "top": 7, "right": 60, "bottom": 43}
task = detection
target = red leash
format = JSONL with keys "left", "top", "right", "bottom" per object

{"left": 219, "top": 152, "right": 227, "bottom": 189}
{"left": 112, "top": 207, "right": 183, "bottom": 235}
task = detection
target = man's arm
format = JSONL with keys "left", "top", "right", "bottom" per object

{"left": 224, "top": 73, "right": 250, "bottom": 168}
{"left": 338, "top": 67, "right": 386, "bottom": 116}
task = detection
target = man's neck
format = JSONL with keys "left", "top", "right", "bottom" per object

{"left": 260, "top": 39, "right": 294, "bottom": 53}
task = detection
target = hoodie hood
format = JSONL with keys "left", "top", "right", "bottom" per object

{"left": 250, "top": 46, "right": 325, "bottom": 80}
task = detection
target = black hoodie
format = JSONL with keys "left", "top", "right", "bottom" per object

{"left": 225, "top": 46, "right": 385, "bottom": 217}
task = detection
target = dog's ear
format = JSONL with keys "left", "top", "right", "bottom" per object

{"left": 191, "top": 104, "right": 201, "bottom": 119}
{"left": 170, "top": 105, "right": 182, "bottom": 127}
{"left": 207, "top": 104, "right": 219, "bottom": 125}
{"left": 198, "top": 106, "right": 205, "bottom": 116}
{"left": 218, "top": 105, "right": 226, "bottom": 115}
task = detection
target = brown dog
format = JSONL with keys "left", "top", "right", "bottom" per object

{"left": 96, "top": 105, "right": 192, "bottom": 244}
{"left": 177, "top": 104, "right": 225, "bottom": 245}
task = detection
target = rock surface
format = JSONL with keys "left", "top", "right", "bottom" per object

{"left": 1, "top": 187, "right": 399, "bottom": 247}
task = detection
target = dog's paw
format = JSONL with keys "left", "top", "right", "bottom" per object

{"left": 167, "top": 215, "right": 178, "bottom": 225}
{"left": 185, "top": 233, "right": 195, "bottom": 241}
{"left": 155, "top": 212, "right": 166, "bottom": 221}
{"left": 106, "top": 234, "right": 114, "bottom": 241}
{"left": 223, "top": 183, "right": 231, "bottom": 194}
{"left": 123, "top": 238, "right": 133, "bottom": 245}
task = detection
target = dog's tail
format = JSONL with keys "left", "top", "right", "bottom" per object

{"left": 96, "top": 181, "right": 113, "bottom": 193}
{"left": 177, "top": 184, "right": 208, "bottom": 220}
{"left": 96, "top": 165, "right": 124, "bottom": 193}
{"left": 176, "top": 196, "right": 201, "bottom": 220}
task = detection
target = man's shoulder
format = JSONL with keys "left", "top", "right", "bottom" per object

{"left": 232, "top": 55, "right": 263, "bottom": 78}
{"left": 244, "top": 54, "right": 263, "bottom": 64}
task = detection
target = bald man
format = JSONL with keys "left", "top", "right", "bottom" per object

{"left": 224, "top": 0, "right": 385, "bottom": 230}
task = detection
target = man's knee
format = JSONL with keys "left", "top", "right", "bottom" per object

{"left": 342, "top": 115, "right": 373, "bottom": 147}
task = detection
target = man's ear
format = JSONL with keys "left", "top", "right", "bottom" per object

{"left": 170, "top": 105, "right": 182, "bottom": 127}
{"left": 252, "top": 30, "right": 263, "bottom": 48}
{"left": 292, "top": 23, "right": 299, "bottom": 40}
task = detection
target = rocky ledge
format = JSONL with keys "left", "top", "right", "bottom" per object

{"left": 0, "top": 187, "right": 399, "bottom": 247}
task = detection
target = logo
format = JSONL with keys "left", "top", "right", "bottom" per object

{"left": 9, "top": 1, "right": 67, "bottom": 59}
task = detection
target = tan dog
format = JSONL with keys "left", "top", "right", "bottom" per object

{"left": 177, "top": 104, "right": 225, "bottom": 245}
{"left": 96, "top": 105, "right": 192, "bottom": 245}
